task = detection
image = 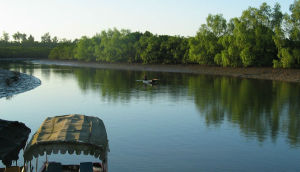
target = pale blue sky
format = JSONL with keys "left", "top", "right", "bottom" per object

{"left": 0, "top": 0, "right": 294, "bottom": 40}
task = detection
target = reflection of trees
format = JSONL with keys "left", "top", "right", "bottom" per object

{"left": 71, "top": 68, "right": 153, "bottom": 102}
{"left": 189, "top": 75, "right": 300, "bottom": 146}
{"left": 0, "top": 61, "right": 35, "bottom": 75}
{"left": 70, "top": 68, "right": 300, "bottom": 145}
{"left": 71, "top": 68, "right": 192, "bottom": 103}
{"left": 2, "top": 61, "right": 299, "bottom": 146}
{"left": 74, "top": 68, "right": 137, "bottom": 102}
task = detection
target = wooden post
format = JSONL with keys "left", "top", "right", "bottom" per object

{"left": 35, "top": 157, "right": 38, "bottom": 172}
{"left": 23, "top": 160, "right": 26, "bottom": 172}
{"left": 103, "top": 158, "right": 108, "bottom": 172}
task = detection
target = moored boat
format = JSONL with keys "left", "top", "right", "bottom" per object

{"left": 137, "top": 78, "right": 159, "bottom": 85}
{"left": 0, "top": 119, "right": 31, "bottom": 172}
{"left": 23, "top": 114, "right": 109, "bottom": 172}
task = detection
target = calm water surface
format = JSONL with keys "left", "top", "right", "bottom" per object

{"left": 1, "top": 61, "right": 300, "bottom": 172}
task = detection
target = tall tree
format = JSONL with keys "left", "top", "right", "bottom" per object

{"left": 189, "top": 14, "right": 226, "bottom": 65}
{"left": 41, "top": 32, "right": 51, "bottom": 44}
{"left": 27, "top": 35, "right": 35, "bottom": 43}
{"left": 233, "top": 3, "right": 276, "bottom": 67}
{"left": 20, "top": 33, "right": 27, "bottom": 43}
{"left": 12, "top": 32, "right": 22, "bottom": 42}
{"left": 215, "top": 18, "right": 241, "bottom": 67}
{"left": 271, "top": 3, "right": 283, "bottom": 29}
{"left": 1, "top": 32, "right": 9, "bottom": 42}
{"left": 52, "top": 36, "right": 58, "bottom": 44}
{"left": 74, "top": 36, "right": 96, "bottom": 61}
{"left": 273, "top": 0, "right": 300, "bottom": 68}
{"left": 206, "top": 14, "right": 227, "bottom": 37}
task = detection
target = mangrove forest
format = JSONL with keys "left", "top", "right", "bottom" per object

{"left": 0, "top": 1, "right": 299, "bottom": 68}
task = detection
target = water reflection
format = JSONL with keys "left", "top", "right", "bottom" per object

{"left": 189, "top": 75, "right": 300, "bottom": 145}
{"left": 2, "top": 61, "right": 300, "bottom": 147}
{"left": 66, "top": 68, "right": 192, "bottom": 103}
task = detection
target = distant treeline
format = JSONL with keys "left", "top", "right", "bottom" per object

{"left": 1, "top": 0, "right": 299, "bottom": 68}
{"left": 48, "top": 31, "right": 189, "bottom": 64}
{"left": 0, "top": 32, "right": 72, "bottom": 59}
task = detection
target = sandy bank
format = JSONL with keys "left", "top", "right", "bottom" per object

{"left": 0, "top": 69, "right": 41, "bottom": 99}
{"left": 32, "top": 59, "right": 300, "bottom": 83}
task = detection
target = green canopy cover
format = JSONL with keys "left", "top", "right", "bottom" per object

{"left": 24, "top": 114, "right": 109, "bottom": 161}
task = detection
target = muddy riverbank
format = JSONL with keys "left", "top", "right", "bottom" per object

{"left": 32, "top": 59, "right": 300, "bottom": 83}
{"left": 0, "top": 69, "right": 41, "bottom": 99}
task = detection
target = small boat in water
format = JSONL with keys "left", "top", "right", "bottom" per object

{"left": 23, "top": 114, "right": 109, "bottom": 172}
{"left": 137, "top": 78, "right": 159, "bottom": 85}
{"left": 142, "top": 79, "right": 159, "bottom": 85}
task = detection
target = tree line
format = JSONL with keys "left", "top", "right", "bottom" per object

{"left": 48, "top": 30, "right": 189, "bottom": 64}
{"left": 189, "top": 0, "right": 299, "bottom": 68}
{"left": 1, "top": 0, "right": 299, "bottom": 68}
{"left": 0, "top": 32, "right": 72, "bottom": 59}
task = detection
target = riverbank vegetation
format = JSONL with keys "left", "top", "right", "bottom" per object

{"left": 0, "top": 32, "right": 72, "bottom": 59}
{"left": 0, "top": 0, "right": 299, "bottom": 68}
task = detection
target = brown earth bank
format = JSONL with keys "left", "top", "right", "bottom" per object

{"left": 31, "top": 59, "right": 300, "bottom": 83}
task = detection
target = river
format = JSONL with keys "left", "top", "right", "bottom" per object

{"left": 1, "top": 61, "right": 300, "bottom": 172}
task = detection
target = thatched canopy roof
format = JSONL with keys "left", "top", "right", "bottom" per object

{"left": 24, "top": 114, "right": 109, "bottom": 161}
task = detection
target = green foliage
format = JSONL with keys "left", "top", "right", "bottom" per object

{"left": 188, "top": 2, "right": 297, "bottom": 68}
{"left": 189, "top": 14, "right": 227, "bottom": 65}
{"left": 47, "top": 29, "right": 189, "bottom": 64}
{"left": 206, "top": 14, "right": 227, "bottom": 37}
{"left": 240, "top": 47, "right": 255, "bottom": 67}
{"left": 74, "top": 36, "right": 96, "bottom": 61}
{"left": 0, "top": 32, "right": 63, "bottom": 59}
{"left": 272, "top": 0, "right": 300, "bottom": 68}
{"left": 189, "top": 24, "right": 220, "bottom": 64}
{"left": 0, "top": 47, "right": 50, "bottom": 59}
{"left": 273, "top": 60, "right": 282, "bottom": 68}
{"left": 49, "top": 43, "right": 75, "bottom": 60}
{"left": 293, "top": 48, "right": 300, "bottom": 64}
{"left": 140, "top": 35, "right": 163, "bottom": 64}
{"left": 1, "top": 1, "right": 300, "bottom": 68}
{"left": 165, "top": 36, "right": 189, "bottom": 64}
{"left": 279, "top": 48, "right": 294, "bottom": 68}
{"left": 233, "top": 4, "right": 277, "bottom": 67}
{"left": 95, "top": 29, "right": 139, "bottom": 62}
{"left": 41, "top": 33, "right": 51, "bottom": 44}
{"left": 215, "top": 33, "right": 241, "bottom": 67}
{"left": 214, "top": 53, "right": 222, "bottom": 66}
{"left": 1, "top": 32, "right": 9, "bottom": 42}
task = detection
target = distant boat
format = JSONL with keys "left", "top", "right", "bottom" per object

{"left": 23, "top": 114, "right": 109, "bottom": 172}
{"left": 137, "top": 79, "right": 159, "bottom": 85}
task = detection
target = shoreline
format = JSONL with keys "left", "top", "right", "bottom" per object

{"left": 31, "top": 59, "right": 300, "bottom": 83}
{"left": 0, "top": 69, "right": 41, "bottom": 99}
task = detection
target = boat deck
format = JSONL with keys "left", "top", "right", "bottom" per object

{"left": 40, "top": 162, "right": 103, "bottom": 172}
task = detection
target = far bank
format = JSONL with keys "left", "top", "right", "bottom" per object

{"left": 31, "top": 59, "right": 300, "bottom": 83}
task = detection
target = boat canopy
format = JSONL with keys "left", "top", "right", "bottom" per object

{"left": 23, "top": 114, "right": 109, "bottom": 161}
{"left": 0, "top": 119, "right": 31, "bottom": 166}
